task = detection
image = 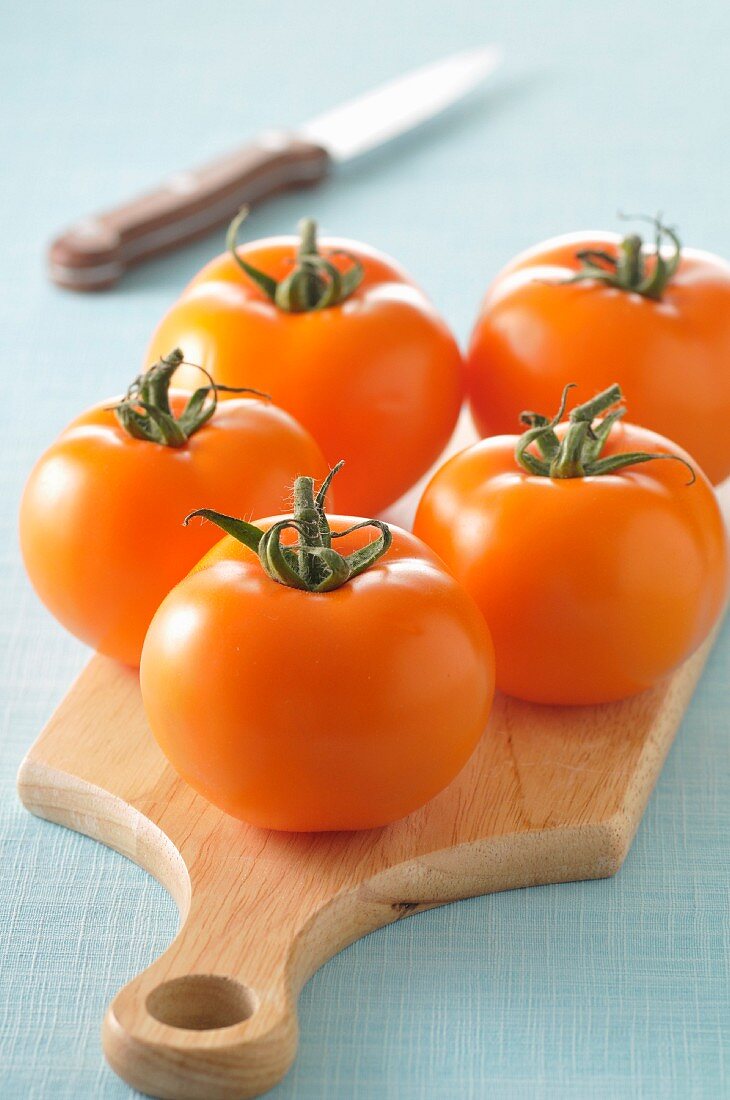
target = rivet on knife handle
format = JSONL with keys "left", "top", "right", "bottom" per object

{"left": 47, "top": 135, "right": 331, "bottom": 292}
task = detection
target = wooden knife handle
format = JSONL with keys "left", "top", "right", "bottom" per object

{"left": 47, "top": 134, "right": 331, "bottom": 291}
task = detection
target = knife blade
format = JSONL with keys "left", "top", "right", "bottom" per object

{"left": 300, "top": 46, "right": 501, "bottom": 161}
{"left": 48, "top": 47, "right": 501, "bottom": 292}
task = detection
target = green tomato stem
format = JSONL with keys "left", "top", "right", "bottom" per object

{"left": 514, "top": 383, "right": 695, "bottom": 483}
{"left": 184, "top": 461, "right": 393, "bottom": 593}
{"left": 227, "top": 208, "right": 364, "bottom": 313}
{"left": 564, "top": 214, "right": 682, "bottom": 300}
{"left": 113, "top": 348, "right": 267, "bottom": 447}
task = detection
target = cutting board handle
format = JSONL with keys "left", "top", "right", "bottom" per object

{"left": 48, "top": 135, "right": 330, "bottom": 291}
{"left": 102, "top": 863, "right": 301, "bottom": 1100}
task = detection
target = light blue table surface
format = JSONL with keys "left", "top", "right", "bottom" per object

{"left": 1, "top": 1, "right": 728, "bottom": 1096}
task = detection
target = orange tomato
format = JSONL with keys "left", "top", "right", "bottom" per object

{"left": 140, "top": 495, "right": 494, "bottom": 831}
{"left": 146, "top": 216, "right": 464, "bottom": 514}
{"left": 20, "top": 355, "right": 328, "bottom": 666}
{"left": 466, "top": 219, "right": 730, "bottom": 484}
{"left": 415, "top": 386, "right": 728, "bottom": 705}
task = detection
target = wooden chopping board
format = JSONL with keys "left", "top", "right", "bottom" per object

{"left": 16, "top": 632, "right": 717, "bottom": 1100}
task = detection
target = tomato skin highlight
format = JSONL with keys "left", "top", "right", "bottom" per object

{"left": 146, "top": 236, "right": 465, "bottom": 515}
{"left": 19, "top": 394, "right": 328, "bottom": 667}
{"left": 414, "top": 421, "right": 728, "bottom": 706}
{"left": 140, "top": 522, "right": 495, "bottom": 831}
{"left": 466, "top": 232, "right": 730, "bottom": 484}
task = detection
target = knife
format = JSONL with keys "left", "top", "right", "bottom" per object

{"left": 48, "top": 46, "right": 501, "bottom": 292}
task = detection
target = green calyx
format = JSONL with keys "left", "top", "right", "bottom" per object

{"left": 516, "top": 383, "right": 695, "bottom": 482}
{"left": 113, "top": 348, "right": 267, "bottom": 447}
{"left": 565, "top": 214, "right": 681, "bottom": 300}
{"left": 185, "top": 461, "right": 392, "bottom": 593}
{"left": 226, "top": 207, "right": 364, "bottom": 313}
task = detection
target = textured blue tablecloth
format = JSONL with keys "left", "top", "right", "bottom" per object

{"left": 1, "top": 1, "right": 728, "bottom": 1096}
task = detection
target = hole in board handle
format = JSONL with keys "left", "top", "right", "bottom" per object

{"left": 146, "top": 975, "right": 256, "bottom": 1030}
